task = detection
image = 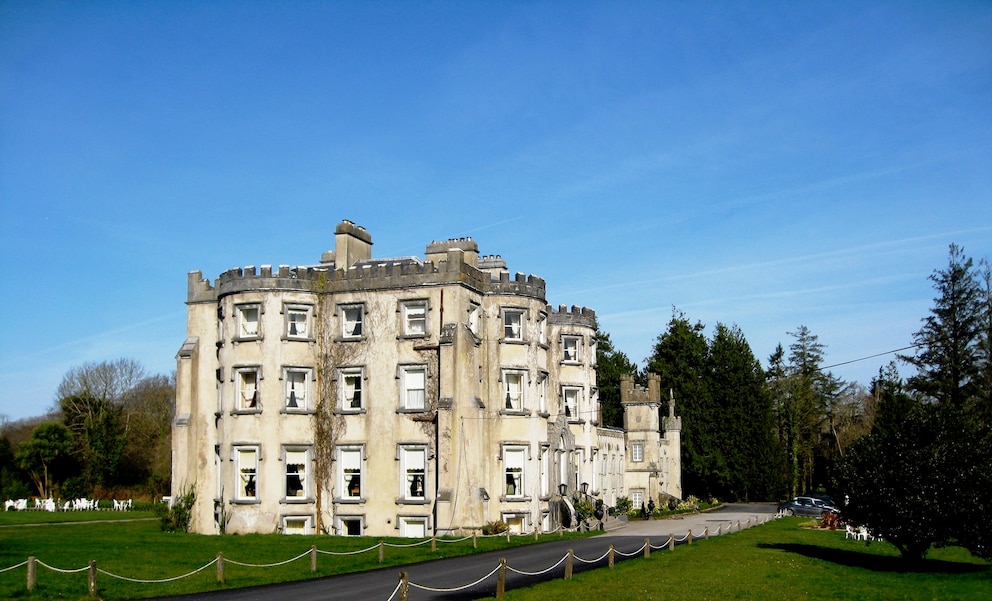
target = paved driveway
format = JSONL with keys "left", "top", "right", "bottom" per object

{"left": 160, "top": 503, "right": 777, "bottom": 601}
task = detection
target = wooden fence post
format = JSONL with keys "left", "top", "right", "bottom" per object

{"left": 27, "top": 556, "right": 36, "bottom": 592}
{"left": 310, "top": 545, "right": 317, "bottom": 572}
{"left": 496, "top": 558, "right": 507, "bottom": 600}
{"left": 379, "top": 540, "right": 385, "bottom": 563}
{"left": 88, "top": 560, "right": 97, "bottom": 597}
{"left": 216, "top": 552, "right": 225, "bottom": 584}
{"left": 564, "top": 549, "right": 574, "bottom": 580}
{"left": 704, "top": 527, "right": 709, "bottom": 540}
{"left": 608, "top": 545, "right": 615, "bottom": 568}
{"left": 643, "top": 538, "right": 651, "bottom": 558}
{"left": 398, "top": 571, "right": 409, "bottom": 601}
{"left": 688, "top": 529, "right": 693, "bottom": 545}
{"left": 668, "top": 534, "right": 675, "bottom": 551}
{"left": 431, "top": 536, "right": 437, "bottom": 552}
{"left": 473, "top": 530, "right": 477, "bottom": 549}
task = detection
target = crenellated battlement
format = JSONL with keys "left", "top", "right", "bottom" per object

{"left": 488, "top": 271, "right": 546, "bottom": 300}
{"left": 188, "top": 221, "right": 545, "bottom": 302}
{"left": 620, "top": 373, "right": 661, "bottom": 406}
{"left": 547, "top": 304, "right": 596, "bottom": 328}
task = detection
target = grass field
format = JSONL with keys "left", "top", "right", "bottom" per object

{"left": 1, "top": 512, "right": 989, "bottom": 600}
{"left": 0, "top": 511, "right": 590, "bottom": 600}
{"left": 479, "top": 518, "right": 992, "bottom": 601}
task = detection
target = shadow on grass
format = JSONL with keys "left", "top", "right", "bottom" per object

{"left": 757, "top": 543, "right": 990, "bottom": 574}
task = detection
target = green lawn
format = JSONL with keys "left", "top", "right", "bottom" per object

{"left": 2, "top": 513, "right": 989, "bottom": 601}
{"left": 478, "top": 518, "right": 992, "bottom": 601}
{"left": 0, "top": 512, "right": 590, "bottom": 600}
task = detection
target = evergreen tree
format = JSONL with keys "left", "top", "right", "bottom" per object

{"left": 976, "top": 259, "right": 992, "bottom": 430}
{"left": 901, "top": 244, "right": 983, "bottom": 412}
{"left": 707, "top": 323, "right": 783, "bottom": 501}
{"left": 646, "top": 310, "right": 713, "bottom": 497}
{"left": 595, "top": 329, "right": 637, "bottom": 429}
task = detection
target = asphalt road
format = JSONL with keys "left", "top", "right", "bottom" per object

{"left": 159, "top": 503, "right": 777, "bottom": 601}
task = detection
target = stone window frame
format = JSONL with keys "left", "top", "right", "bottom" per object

{"left": 561, "top": 335, "right": 582, "bottom": 364}
{"left": 282, "top": 445, "right": 313, "bottom": 503}
{"left": 283, "top": 303, "right": 313, "bottom": 341}
{"left": 282, "top": 366, "right": 313, "bottom": 413}
{"left": 338, "top": 303, "right": 365, "bottom": 340}
{"left": 336, "top": 365, "right": 366, "bottom": 413}
{"left": 397, "top": 444, "right": 428, "bottom": 504}
{"left": 501, "top": 307, "right": 526, "bottom": 343}
{"left": 397, "top": 363, "right": 428, "bottom": 412}
{"left": 335, "top": 514, "right": 365, "bottom": 536}
{"left": 233, "top": 444, "right": 261, "bottom": 504}
{"left": 280, "top": 514, "right": 313, "bottom": 535}
{"left": 234, "top": 302, "right": 262, "bottom": 341}
{"left": 631, "top": 441, "right": 644, "bottom": 463}
{"left": 336, "top": 445, "right": 365, "bottom": 503}
{"left": 499, "top": 368, "right": 530, "bottom": 415}
{"left": 399, "top": 299, "right": 429, "bottom": 338}
{"left": 398, "top": 515, "right": 429, "bottom": 537}
{"left": 561, "top": 385, "right": 582, "bottom": 421}
{"left": 233, "top": 365, "right": 263, "bottom": 414}
{"left": 500, "top": 444, "right": 531, "bottom": 501}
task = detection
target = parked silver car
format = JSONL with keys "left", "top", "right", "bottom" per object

{"left": 779, "top": 496, "right": 841, "bottom": 517}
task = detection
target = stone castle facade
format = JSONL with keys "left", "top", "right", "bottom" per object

{"left": 172, "top": 220, "right": 681, "bottom": 536}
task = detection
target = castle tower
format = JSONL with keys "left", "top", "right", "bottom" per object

{"left": 621, "top": 373, "right": 682, "bottom": 505}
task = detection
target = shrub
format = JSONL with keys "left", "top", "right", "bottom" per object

{"left": 157, "top": 483, "right": 195, "bottom": 532}
{"left": 482, "top": 520, "right": 508, "bottom": 535}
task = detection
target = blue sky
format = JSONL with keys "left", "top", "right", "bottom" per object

{"left": 1, "top": 1, "right": 990, "bottom": 422}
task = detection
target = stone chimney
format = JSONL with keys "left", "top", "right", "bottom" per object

{"left": 333, "top": 220, "right": 372, "bottom": 269}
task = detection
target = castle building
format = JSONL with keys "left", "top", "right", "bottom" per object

{"left": 172, "top": 220, "right": 681, "bottom": 536}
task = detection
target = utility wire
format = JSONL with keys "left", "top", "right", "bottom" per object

{"left": 820, "top": 343, "right": 922, "bottom": 371}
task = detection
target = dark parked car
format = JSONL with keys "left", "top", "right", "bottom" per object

{"left": 779, "top": 496, "right": 841, "bottom": 518}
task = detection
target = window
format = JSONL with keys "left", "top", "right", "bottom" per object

{"left": 502, "top": 370, "right": 525, "bottom": 411}
{"left": 540, "top": 446, "right": 550, "bottom": 498}
{"left": 504, "top": 447, "right": 526, "bottom": 498}
{"left": 282, "top": 516, "right": 312, "bottom": 535}
{"left": 400, "top": 446, "right": 427, "bottom": 501}
{"left": 399, "top": 517, "right": 427, "bottom": 538}
{"left": 339, "top": 367, "right": 364, "bottom": 411}
{"left": 237, "top": 304, "right": 260, "bottom": 338}
{"left": 400, "top": 365, "right": 426, "bottom": 410}
{"left": 339, "top": 447, "right": 363, "bottom": 499}
{"left": 284, "top": 368, "right": 310, "bottom": 411}
{"left": 562, "top": 336, "right": 581, "bottom": 363}
{"left": 632, "top": 442, "right": 644, "bottom": 463}
{"left": 563, "top": 387, "right": 580, "bottom": 419}
{"left": 337, "top": 516, "right": 363, "bottom": 536}
{"left": 468, "top": 304, "right": 480, "bottom": 335}
{"left": 631, "top": 490, "right": 644, "bottom": 511}
{"left": 235, "top": 447, "right": 259, "bottom": 501}
{"left": 285, "top": 305, "right": 310, "bottom": 339}
{"left": 538, "top": 375, "right": 549, "bottom": 414}
{"left": 402, "top": 301, "right": 427, "bottom": 336}
{"left": 503, "top": 309, "right": 524, "bottom": 341}
{"left": 538, "top": 314, "right": 547, "bottom": 345}
{"left": 237, "top": 368, "right": 261, "bottom": 411}
{"left": 341, "top": 304, "right": 363, "bottom": 339}
{"left": 284, "top": 449, "right": 309, "bottom": 499}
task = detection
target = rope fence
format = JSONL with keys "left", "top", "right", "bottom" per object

{"left": 2, "top": 514, "right": 772, "bottom": 598}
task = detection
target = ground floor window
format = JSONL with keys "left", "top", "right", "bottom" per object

{"left": 282, "top": 515, "right": 313, "bottom": 535}
{"left": 399, "top": 516, "right": 428, "bottom": 538}
{"left": 336, "top": 515, "right": 364, "bottom": 536}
